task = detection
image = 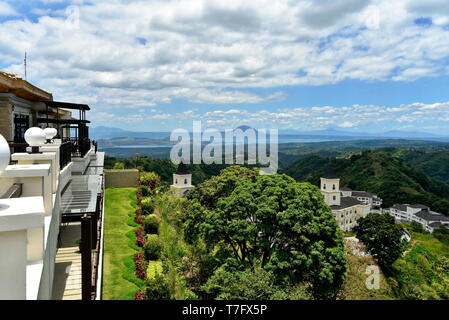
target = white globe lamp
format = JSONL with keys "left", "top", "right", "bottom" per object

{"left": 44, "top": 127, "right": 58, "bottom": 143}
{"left": 24, "top": 127, "right": 46, "bottom": 154}
{"left": 0, "top": 134, "right": 10, "bottom": 173}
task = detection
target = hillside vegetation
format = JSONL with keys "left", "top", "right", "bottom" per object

{"left": 400, "top": 150, "right": 449, "bottom": 183}
{"left": 388, "top": 229, "right": 449, "bottom": 299}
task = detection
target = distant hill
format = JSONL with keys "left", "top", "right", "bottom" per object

{"left": 282, "top": 150, "right": 449, "bottom": 215}
{"left": 278, "top": 139, "right": 449, "bottom": 167}
{"left": 92, "top": 126, "right": 449, "bottom": 142}
{"left": 90, "top": 126, "right": 170, "bottom": 140}
{"left": 280, "top": 128, "right": 449, "bottom": 140}
{"left": 400, "top": 150, "right": 449, "bottom": 183}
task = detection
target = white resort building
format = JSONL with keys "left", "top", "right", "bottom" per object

{"left": 386, "top": 204, "right": 449, "bottom": 233}
{"left": 0, "top": 71, "right": 105, "bottom": 300}
{"left": 320, "top": 168, "right": 382, "bottom": 232}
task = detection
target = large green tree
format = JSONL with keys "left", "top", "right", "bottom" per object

{"left": 354, "top": 213, "right": 407, "bottom": 267}
{"left": 185, "top": 172, "right": 347, "bottom": 298}
{"left": 186, "top": 165, "right": 259, "bottom": 209}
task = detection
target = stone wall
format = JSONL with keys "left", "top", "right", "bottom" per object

{"left": 0, "top": 96, "right": 12, "bottom": 141}
{"left": 105, "top": 169, "right": 139, "bottom": 188}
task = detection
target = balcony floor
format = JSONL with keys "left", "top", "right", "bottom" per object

{"left": 52, "top": 223, "right": 81, "bottom": 300}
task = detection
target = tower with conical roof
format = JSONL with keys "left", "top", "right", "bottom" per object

{"left": 171, "top": 161, "right": 194, "bottom": 195}
{"left": 320, "top": 164, "right": 341, "bottom": 206}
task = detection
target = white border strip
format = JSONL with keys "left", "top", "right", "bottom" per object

{"left": 95, "top": 176, "right": 106, "bottom": 300}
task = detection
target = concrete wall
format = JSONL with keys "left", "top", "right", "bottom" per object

{"left": 71, "top": 148, "right": 93, "bottom": 175}
{"left": 0, "top": 230, "right": 27, "bottom": 300}
{"left": 105, "top": 169, "right": 139, "bottom": 188}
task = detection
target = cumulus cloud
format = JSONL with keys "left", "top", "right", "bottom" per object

{"left": 0, "top": 0, "right": 449, "bottom": 123}
{"left": 91, "top": 100, "right": 449, "bottom": 133}
{"left": 0, "top": 1, "right": 17, "bottom": 16}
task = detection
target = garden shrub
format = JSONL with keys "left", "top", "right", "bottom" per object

{"left": 145, "top": 234, "right": 163, "bottom": 260}
{"left": 134, "top": 252, "right": 147, "bottom": 280}
{"left": 136, "top": 192, "right": 142, "bottom": 206}
{"left": 140, "top": 172, "right": 162, "bottom": 190}
{"left": 133, "top": 290, "right": 146, "bottom": 300}
{"left": 141, "top": 197, "right": 155, "bottom": 215}
{"left": 145, "top": 214, "right": 160, "bottom": 234}
{"left": 139, "top": 185, "right": 154, "bottom": 197}
{"left": 135, "top": 227, "right": 146, "bottom": 247}
{"left": 135, "top": 209, "right": 144, "bottom": 227}
{"left": 145, "top": 273, "right": 171, "bottom": 300}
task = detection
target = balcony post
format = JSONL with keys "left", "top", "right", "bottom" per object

{"left": 81, "top": 214, "right": 92, "bottom": 300}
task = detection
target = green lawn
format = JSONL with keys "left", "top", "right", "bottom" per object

{"left": 102, "top": 187, "right": 144, "bottom": 300}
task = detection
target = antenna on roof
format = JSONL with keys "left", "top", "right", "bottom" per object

{"left": 24, "top": 51, "right": 27, "bottom": 80}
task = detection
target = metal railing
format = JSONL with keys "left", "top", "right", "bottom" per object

{"left": 63, "top": 138, "right": 92, "bottom": 158}
{"left": 59, "top": 141, "right": 72, "bottom": 169}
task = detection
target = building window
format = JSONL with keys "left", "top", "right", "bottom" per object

{"left": 14, "top": 114, "right": 30, "bottom": 144}
{"left": 323, "top": 184, "right": 326, "bottom": 189}
{"left": 333, "top": 184, "right": 336, "bottom": 190}
{"left": 333, "top": 196, "right": 336, "bottom": 201}
{"left": 184, "top": 179, "right": 188, "bottom": 185}
{"left": 175, "top": 179, "right": 178, "bottom": 184}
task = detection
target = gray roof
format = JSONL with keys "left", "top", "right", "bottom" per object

{"left": 323, "top": 165, "right": 338, "bottom": 179}
{"left": 415, "top": 210, "right": 449, "bottom": 222}
{"left": 330, "top": 197, "right": 362, "bottom": 210}
{"left": 176, "top": 162, "right": 190, "bottom": 174}
{"left": 340, "top": 187, "right": 352, "bottom": 191}
{"left": 409, "top": 204, "right": 429, "bottom": 209}
{"left": 352, "top": 191, "right": 375, "bottom": 198}
{"left": 392, "top": 204, "right": 408, "bottom": 211}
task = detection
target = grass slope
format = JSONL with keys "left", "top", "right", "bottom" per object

{"left": 102, "top": 187, "right": 144, "bottom": 300}
{"left": 389, "top": 231, "right": 449, "bottom": 300}
{"left": 340, "top": 249, "right": 395, "bottom": 300}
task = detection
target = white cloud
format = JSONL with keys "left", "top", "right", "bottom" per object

{"left": 0, "top": 0, "right": 448, "bottom": 113}
{"left": 91, "top": 100, "right": 449, "bottom": 132}
{"left": 0, "top": 1, "right": 17, "bottom": 16}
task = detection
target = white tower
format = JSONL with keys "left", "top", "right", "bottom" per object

{"left": 320, "top": 166, "right": 341, "bottom": 206}
{"left": 171, "top": 162, "right": 194, "bottom": 195}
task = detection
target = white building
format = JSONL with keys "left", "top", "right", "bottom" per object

{"left": 341, "top": 188, "right": 383, "bottom": 211}
{"left": 320, "top": 167, "right": 383, "bottom": 232}
{"left": 0, "top": 72, "right": 105, "bottom": 300}
{"left": 386, "top": 204, "right": 449, "bottom": 233}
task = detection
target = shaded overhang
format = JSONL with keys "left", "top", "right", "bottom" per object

{"left": 37, "top": 118, "right": 91, "bottom": 124}
{"left": 0, "top": 71, "right": 53, "bottom": 101}
{"left": 41, "top": 100, "right": 91, "bottom": 111}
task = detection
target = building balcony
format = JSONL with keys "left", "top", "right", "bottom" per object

{"left": 0, "top": 136, "right": 105, "bottom": 300}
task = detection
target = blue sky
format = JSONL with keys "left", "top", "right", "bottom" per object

{"left": 1, "top": 0, "right": 449, "bottom": 134}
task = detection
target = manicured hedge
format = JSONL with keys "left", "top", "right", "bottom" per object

{"left": 144, "top": 234, "right": 163, "bottom": 260}
{"left": 145, "top": 214, "right": 160, "bottom": 234}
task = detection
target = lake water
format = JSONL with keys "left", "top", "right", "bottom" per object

{"left": 106, "top": 137, "right": 338, "bottom": 148}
